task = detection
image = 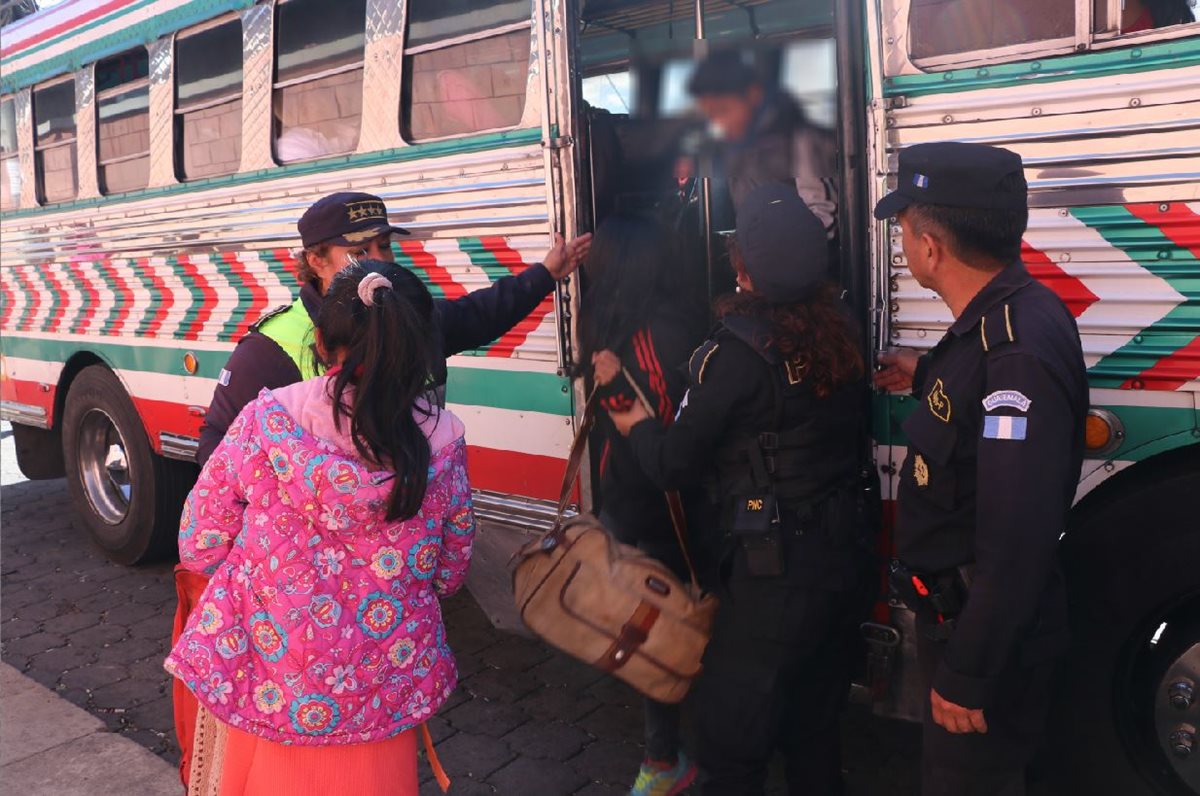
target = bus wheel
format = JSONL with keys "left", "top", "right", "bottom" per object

{"left": 62, "top": 365, "right": 187, "bottom": 565}
{"left": 1049, "top": 455, "right": 1200, "bottom": 796}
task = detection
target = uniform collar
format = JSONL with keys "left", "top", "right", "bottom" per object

{"left": 948, "top": 260, "right": 1031, "bottom": 337}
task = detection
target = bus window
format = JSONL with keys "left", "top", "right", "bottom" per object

{"left": 1094, "top": 0, "right": 1197, "bottom": 33}
{"left": 583, "top": 71, "right": 634, "bottom": 115}
{"left": 1, "top": 97, "right": 20, "bottom": 211}
{"left": 273, "top": 0, "right": 366, "bottom": 164}
{"left": 659, "top": 60, "right": 692, "bottom": 117}
{"left": 781, "top": 39, "right": 836, "bottom": 129}
{"left": 96, "top": 48, "right": 151, "bottom": 195}
{"left": 176, "top": 18, "right": 243, "bottom": 180}
{"left": 401, "top": 0, "right": 531, "bottom": 142}
{"left": 909, "top": 0, "right": 1075, "bottom": 60}
{"left": 33, "top": 78, "right": 77, "bottom": 204}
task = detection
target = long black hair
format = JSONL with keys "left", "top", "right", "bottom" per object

{"left": 315, "top": 260, "right": 436, "bottom": 521}
{"left": 578, "top": 213, "right": 696, "bottom": 365}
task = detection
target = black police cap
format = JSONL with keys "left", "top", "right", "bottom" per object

{"left": 873, "top": 142, "right": 1027, "bottom": 220}
{"left": 736, "top": 183, "right": 828, "bottom": 303}
{"left": 298, "top": 192, "right": 410, "bottom": 249}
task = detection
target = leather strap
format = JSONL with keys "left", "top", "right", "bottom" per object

{"left": 595, "top": 600, "right": 660, "bottom": 672}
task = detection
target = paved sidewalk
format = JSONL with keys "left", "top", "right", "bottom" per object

{"left": 0, "top": 662, "right": 179, "bottom": 795}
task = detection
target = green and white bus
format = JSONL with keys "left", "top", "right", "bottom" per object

{"left": 1, "top": 1, "right": 1197, "bottom": 791}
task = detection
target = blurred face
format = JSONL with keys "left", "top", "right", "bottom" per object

{"left": 312, "top": 232, "right": 396, "bottom": 293}
{"left": 695, "top": 85, "right": 762, "bottom": 142}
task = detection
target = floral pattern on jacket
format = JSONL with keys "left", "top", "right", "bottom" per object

{"left": 164, "top": 387, "right": 475, "bottom": 746}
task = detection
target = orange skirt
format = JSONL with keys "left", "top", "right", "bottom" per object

{"left": 214, "top": 722, "right": 418, "bottom": 796}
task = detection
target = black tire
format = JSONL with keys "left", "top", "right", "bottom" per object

{"left": 1045, "top": 449, "right": 1200, "bottom": 795}
{"left": 61, "top": 365, "right": 192, "bottom": 565}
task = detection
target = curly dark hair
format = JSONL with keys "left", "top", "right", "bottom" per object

{"left": 719, "top": 245, "right": 864, "bottom": 399}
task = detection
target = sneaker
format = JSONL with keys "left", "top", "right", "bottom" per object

{"left": 629, "top": 752, "right": 698, "bottom": 796}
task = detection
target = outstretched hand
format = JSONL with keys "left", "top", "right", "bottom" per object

{"left": 874, "top": 348, "right": 921, "bottom": 393}
{"left": 543, "top": 233, "right": 593, "bottom": 280}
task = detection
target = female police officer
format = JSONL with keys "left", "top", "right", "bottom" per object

{"left": 600, "top": 184, "right": 876, "bottom": 795}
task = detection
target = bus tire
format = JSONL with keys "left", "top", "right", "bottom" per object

{"left": 61, "top": 364, "right": 187, "bottom": 565}
{"left": 1047, "top": 452, "right": 1200, "bottom": 796}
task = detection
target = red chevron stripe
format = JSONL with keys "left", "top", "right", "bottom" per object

{"left": 222, "top": 252, "right": 268, "bottom": 338}
{"left": 1126, "top": 202, "right": 1200, "bottom": 260}
{"left": 98, "top": 258, "right": 134, "bottom": 335}
{"left": 0, "top": 0, "right": 132, "bottom": 58}
{"left": 178, "top": 255, "right": 217, "bottom": 340}
{"left": 272, "top": 248, "right": 301, "bottom": 282}
{"left": 41, "top": 264, "right": 67, "bottom": 333}
{"left": 1021, "top": 242, "right": 1099, "bottom": 319}
{"left": 12, "top": 268, "right": 41, "bottom": 332}
{"left": 476, "top": 238, "right": 550, "bottom": 357}
{"left": 398, "top": 240, "right": 467, "bottom": 300}
{"left": 71, "top": 258, "right": 102, "bottom": 335}
{"left": 0, "top": 271, "right": 16, "bottom": 330}
{"left": 142, "top": 258, "right": 174, "bottom": 337}
{"left": 477, "top": 235, "right": 524, "bottom": 274}
{"left": 1121, "top": 334, "right": 1200, "bottom": 391}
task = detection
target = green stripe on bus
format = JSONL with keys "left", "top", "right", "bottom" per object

{"left": 873, "top": 393, "right": 1198, "bottom": 462}
{"left": 99, "top": 259, "right": 129, "bottom": 336}
{"left": 40, "top": 268, "right": 62, "bottom": 334}
{"left": 0, "top": 333, "right": 573, "bottom": 415}
{"left": 458, "top": 237, "right": 513, "bottom": 283}
{"left": 214, "top": 254, "right": 255, "bottom": 339}
{"left": 445, "top": 367, "right": 572, "bottom": 416}
{"left": 60, "top": 264, "right": 92, "bottom": 335}
{"left": 131, "top": 257, "right": 160, "bottom": 337}
{"left": 3, "top": 128, "right": 544, "bottom": 221}
{"left": 883, "top": 36, "right": 1200, "bottom": 98}
{"left": 392, "top": 245, "right": 448, "bottom": 300}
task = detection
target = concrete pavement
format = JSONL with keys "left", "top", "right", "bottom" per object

{"left": 0, "top": 662, "right": 179, "bottom": 795}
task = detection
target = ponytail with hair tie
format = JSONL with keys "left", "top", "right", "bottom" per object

{"left": 357, "top": 272, "right": 392, "bottom": 306}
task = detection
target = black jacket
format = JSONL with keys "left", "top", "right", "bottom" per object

{"left": 197, "top": 264, "right": 555, "bottom": 465}
{"left": 592, "top": 308, "right": 700, "bottom": 544}
{"left": 896, "top": 260, "right": 1088, "bottom": 710}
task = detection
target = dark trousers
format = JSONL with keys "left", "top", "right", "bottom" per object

{"left": 601, "top": 509, "right": 689, "bottom": 763}
{"left": 916, "top": 623, "right": 1055, "bottom": 796}
{"left": 695, "top": 543, "right": 868, "bottom": 795}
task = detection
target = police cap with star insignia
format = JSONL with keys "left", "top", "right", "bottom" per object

{"left": 873, "top": 142, "right": 1027, "bottom": 220}
{"left": 298, "top": 192, "right": 411, "bottom": 248}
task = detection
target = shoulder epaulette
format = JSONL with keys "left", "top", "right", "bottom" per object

{"left": 689, "top": 340, "right": 720, "bottom": 385}
{"left": 249, "top": 303, "right": 293, "bottom": 333}
{"left": 980, "top": 302, "right": 1017, "bottom": 353}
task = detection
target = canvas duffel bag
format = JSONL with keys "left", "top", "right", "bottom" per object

{"left": 512, "top": 389, "right": 717, "bottom": 704}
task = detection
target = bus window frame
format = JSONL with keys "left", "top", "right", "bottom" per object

{"left": 399, "top": 6, "right": 534, "bottom": 144}
{"left": 0, "top": 93, "right": 21, "bottom": 211}
{"left": 94, "top": 46, "right": 152, "bottom": 196}
{"left": 270, "top": 0, "right": 368, "bottom": 165}
{"left": 32, "top": 74, "right": 78, "bottom": 205}
{"left": 173, "top": 13, "right": 244, "bottom": 182}
{"left": 884, "top": 0, "right": 1200, "bottom": 76}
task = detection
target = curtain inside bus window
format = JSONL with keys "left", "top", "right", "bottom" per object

{"left": 97, "top": 48, "right": 150, "bottom": 195}
{"left": 909, "top": 0, "right": 1074, "bottom": 60}
{"left": 1, "top": 97, "right": 21, "bottom": 211}
{"left": 401, "top": 0, "right": 531, "bottom": 142}
{"left": 176, "top": 19, "right": 244, "bottom": 180}
{"left": 781, "top": 39, "right": 836, "bottom": 129}
{"left": 33, "top": 79, "right": 77, "bottom": 204}
{"left": 273, "top": 0, "right": 366, "bottom": 163}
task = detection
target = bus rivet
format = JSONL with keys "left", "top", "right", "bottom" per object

{"left": 1030, "top": 61, "right": 1042, "bottom": 71}
{"left": 1031, "top": 107, "right": 1042, "bottom": 116}
{"left": 1134, "top": 335, "right": 1144, "bottom": 344}
{"left": 978, "top": 68, "right": 989, "bottom": 77}
{"left": 1131, "top": 48, "right": 1143, "bottom": 58}
{"left": 1130, "top": 98, "right": 1142, "bottom": 108}
{"left": 942, "top": 72, "right": 954, "bottom": 81}
{"left": 1159, "top": 204, "right": 1170, "bottom": 212}
{"left": 942, "top": 115, "right": 953, "bottom": 124}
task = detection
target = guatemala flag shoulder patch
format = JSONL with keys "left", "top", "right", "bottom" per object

{"left": 983, "top": 415, "right": 1027, "bottom": 441}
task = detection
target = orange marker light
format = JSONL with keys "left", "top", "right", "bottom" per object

{"left": 183, "top": 352, "right": 199, "bottom": 375}
{"left": 1085, "top": 412, "right": 1112, "bottom": 452}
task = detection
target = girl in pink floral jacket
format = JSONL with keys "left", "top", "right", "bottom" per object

{"left": 166, "top": 262, "right": 474, "bottom": 795}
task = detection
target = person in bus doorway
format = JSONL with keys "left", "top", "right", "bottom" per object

{"left": 197, "top": 191, "right": 590, "bottom": 465}
{"left": 602, "top": 184, "right": 878, "bottom": 795}
{"left": 686, "top": 50, "right": 838, "bottom": 241}
{"left": 872, "top": 143, "right": 1088, "bottom": 796}
{"left": 580, "top": 213, "right": 706, "bottom": 796}
{"left": 167, "top": 262, "right": 472, "bottom": 795}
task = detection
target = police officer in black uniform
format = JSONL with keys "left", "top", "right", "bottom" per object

{"left": 872, "top": 143, "right": 1088, "bottom": 796}
{"left": 605, "top": 184, "right": 877, "bottom": 795}
{"left": 197, "top": 191, "right": 590, "bottom": 465}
